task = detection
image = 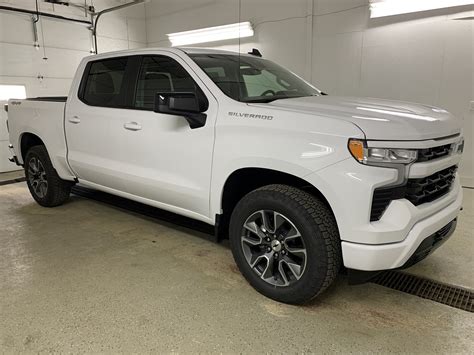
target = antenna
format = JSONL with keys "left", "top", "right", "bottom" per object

{"left": 238, "top": 0, "right": 241, "bottom": 102}
{"left": 248, "top": 48, "right": 262, "bottom": 57}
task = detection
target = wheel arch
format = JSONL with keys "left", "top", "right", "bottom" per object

{"left": 216, "top": 167, "right": 338, "bottom": 240}
{"left": 20, "top": 132, "right": 45, "bottom": 162}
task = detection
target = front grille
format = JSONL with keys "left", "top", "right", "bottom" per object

{"left": 405, "top": 165, "right": 457, "bottom": 206}
{"left": 370, "top": 165, "right": 457, "bottom": 221}
{"left": 417, "top": 144, "right": 452, "bottom": 162}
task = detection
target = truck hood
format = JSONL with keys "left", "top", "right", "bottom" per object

{"left": 267, "top": 96, "right": 461, "bottom": 141}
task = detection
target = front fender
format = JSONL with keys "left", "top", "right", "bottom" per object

{"left": 209, "top": 107, "right": 364, "bottom": 220}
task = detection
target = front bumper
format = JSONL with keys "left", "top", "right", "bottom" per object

{"left": 347, "top": 218, "right": 457, "bottom": 284}
{"left": 341, "top": 187, "right": 462, "bottom": 271}
{"left": 305, "top": 136, "right": 463, "bottom": 272}
{"left": 401, "top": 218, "right": 457, "bottom": 269}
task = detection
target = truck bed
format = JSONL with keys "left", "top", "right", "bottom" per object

{"left": 7, "top": 97, "right": 74, "bottom": 180}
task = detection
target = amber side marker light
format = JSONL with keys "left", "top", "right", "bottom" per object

{"left": 348, "top": 139, "right": 365, "bottom": 163}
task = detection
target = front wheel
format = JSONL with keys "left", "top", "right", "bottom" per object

{"left": 229, "top": 184, "right": 341, "bottom": 304}
{"left": 25, "top": 145, "right": 73, "bottom": 207}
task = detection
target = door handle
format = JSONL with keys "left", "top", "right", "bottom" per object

{"left": 68, "top": 116, "right": 81, "bottom": 124}
{"left": 124, "top": 122, "right": 142, "bottom": 131}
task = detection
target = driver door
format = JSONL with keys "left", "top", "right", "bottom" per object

{"left": 112, "top": 53, "right": 217, "bottom": 221}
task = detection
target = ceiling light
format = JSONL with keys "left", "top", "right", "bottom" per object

{"left": 167, "top": 22, "right": 254, "bottom": 47}
{"left": 370, "top": 0, "right": 474, "bottom": 18}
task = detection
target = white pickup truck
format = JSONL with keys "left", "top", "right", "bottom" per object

{"left": 5, "top": 48, "right": 464, "bottom": 304}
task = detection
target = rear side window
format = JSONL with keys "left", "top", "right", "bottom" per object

{"left": 82, "top": 57, "right": 128, "bottom": 107}
{"left": 135, "top": 56, "right": 199, "bottom": 110}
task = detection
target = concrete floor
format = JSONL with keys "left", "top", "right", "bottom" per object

{"left": 0, "top": 177, "right": 473, "bottom": 353}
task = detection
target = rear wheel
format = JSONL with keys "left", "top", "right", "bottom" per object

{"left": 25, "top": 145, "right": 73, "bottom": 207}
{"left": 229, "top": 184, "right": 341, "bottom": 304}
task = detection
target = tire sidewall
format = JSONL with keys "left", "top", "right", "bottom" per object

{"left": 229, "top": 188, "right": 333, "bottom": 304}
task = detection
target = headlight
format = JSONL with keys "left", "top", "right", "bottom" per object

{"left": 455, "top": 139, "right": 464, "bottom": 154}
{"left": 348, "top": 139, "right": 418, "bottom": 165}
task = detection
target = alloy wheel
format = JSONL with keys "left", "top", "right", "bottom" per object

{"left": 27, "top": 157, "right": 48, "bottom": 198}
{"left": 240, "top": 210, "right": 307, "bottom": 287}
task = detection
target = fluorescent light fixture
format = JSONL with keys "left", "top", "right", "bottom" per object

{"left": 167, "top": 22, "right": 254, "bottom": 47}
{"left": 0, "top": 85, "right": 26, "bottom": 101}
{"left": 370, "top": 0, "right": 474, "bottom": 18}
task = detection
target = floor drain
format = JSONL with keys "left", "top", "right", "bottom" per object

{"left": 373, "top": 271, "right": 473, "bottom": 313}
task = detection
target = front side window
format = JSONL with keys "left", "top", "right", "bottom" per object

{"left": 135, "top": 56, "right": 200, "bottom": 110}
{"left": 190, "top": 54, "right": 320, "bottom": 103}
{"left": 82, "top": 57, "right": 128, "bottom": 107}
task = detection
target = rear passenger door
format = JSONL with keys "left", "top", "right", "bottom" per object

{"left": 65, "top": 56, "right": 139, "bottom": 191}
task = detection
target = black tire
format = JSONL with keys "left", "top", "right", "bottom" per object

{"left": 229, "top": 184, "right": 341, "bottom": 304}
{"left": 24, "top": 145, "right": 73, "bottom": 207}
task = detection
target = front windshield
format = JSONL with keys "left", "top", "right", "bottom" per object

{"left": 189, "top": 54, "right": 321, "bottom": 103}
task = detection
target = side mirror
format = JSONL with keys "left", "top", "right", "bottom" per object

{"left": 154, "top": 92, "right": 207, "bottom": 129}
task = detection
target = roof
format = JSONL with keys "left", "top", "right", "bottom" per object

{"left": 178, "top": 47, "right": 251, "bottom": 56}
{"left": 88, "top": 47, "right": 254, "bottom": 61}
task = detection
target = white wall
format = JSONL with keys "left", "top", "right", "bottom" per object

{"left": 0, "top": 0, "right": 146, "bottom": 97}
{"left": 145, "top": 0, "right": 312, "bottom": 77}
{"left": 144, "top": 0, "right": 473, "bottom": 186}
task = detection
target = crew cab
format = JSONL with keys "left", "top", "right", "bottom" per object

{"left": 5, "top": 48, "right": 464, "bottom": 304}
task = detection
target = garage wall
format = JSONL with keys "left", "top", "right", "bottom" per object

{"left": 1, "top": 1, "right": 471, "bottom": 185}
{"left": 145, "top": 0, "right": 312, "bottom": 78}
{"left": 144, "top": 0, "right": 473, "bottom": 186}
{"left": 0, "top": 0, "right": 146, "bottom": 98}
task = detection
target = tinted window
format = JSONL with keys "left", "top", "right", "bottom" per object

{"left": 135, "top": 56, "right": 199, "bottom": 110}
{"left": 190, "top": 54, "right": 320, "bottom": 103}
{"left": 82, "top": 57, "right": 128, "bottom": 107}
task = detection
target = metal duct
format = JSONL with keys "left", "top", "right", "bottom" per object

{"left": 92, "top": 0, "right": 148, "bottom": 54}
